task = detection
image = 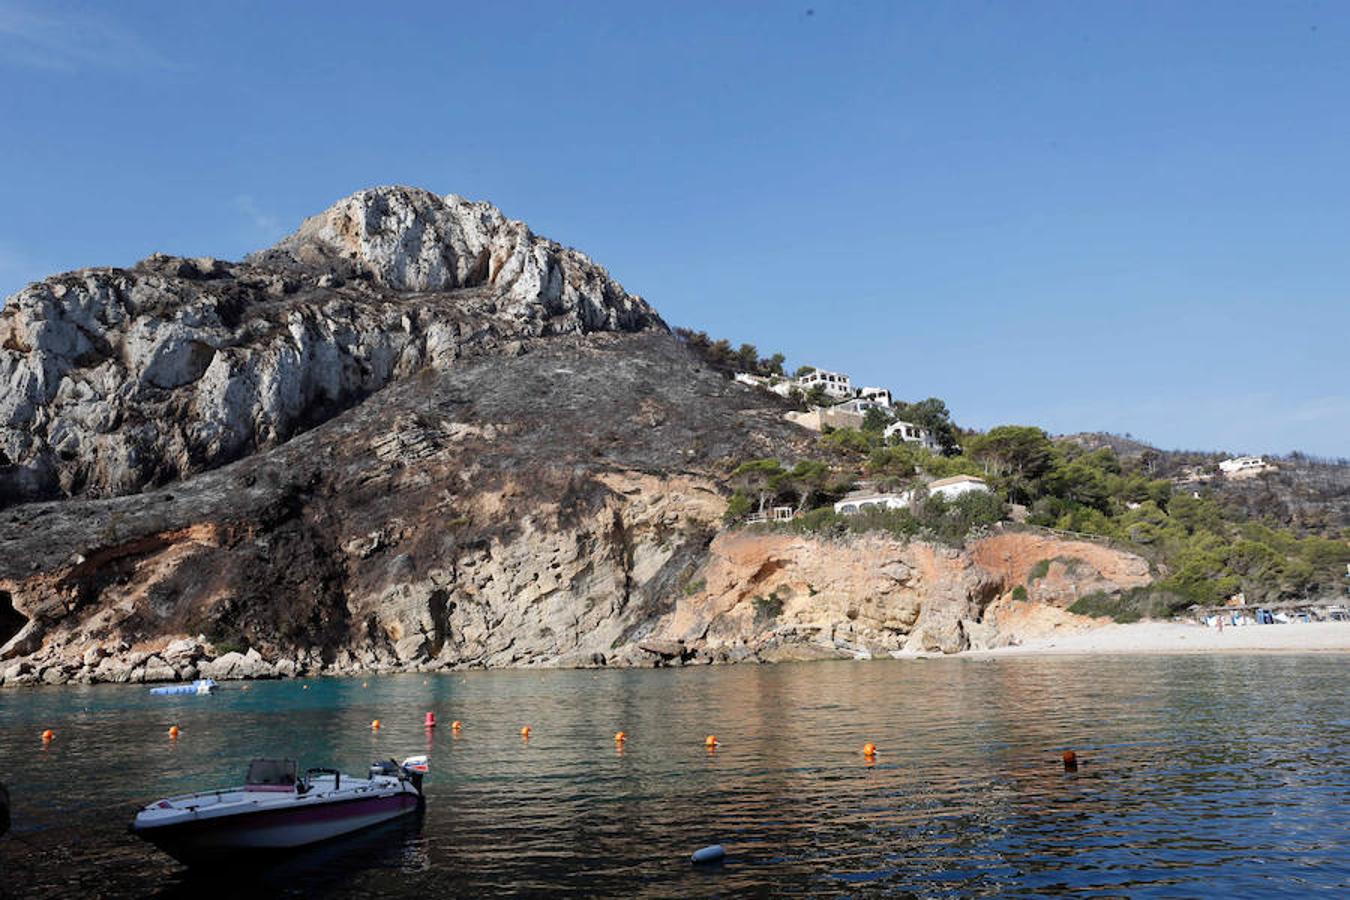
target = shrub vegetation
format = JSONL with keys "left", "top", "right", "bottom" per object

{"left": 725, "top": 420, "right": 1350, "bottom": 609}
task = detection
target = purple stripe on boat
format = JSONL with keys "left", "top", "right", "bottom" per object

{"left": 255, "top": 793, "right": 417, "bottom": 827}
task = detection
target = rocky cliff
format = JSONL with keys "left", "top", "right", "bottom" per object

{"left": 0, "top": 187, "right": 1155, "bottom": 687}
{"left": 645, "top": 529, "right": 1154, "bottom": 662}
{"left": 0, "top": 186, "right": 659, "bottom": 505}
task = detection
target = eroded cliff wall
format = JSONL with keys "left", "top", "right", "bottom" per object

{"left": 646, "top": 530, "right": 1155, "bottom": 662}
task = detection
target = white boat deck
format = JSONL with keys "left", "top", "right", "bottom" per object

{"left": 136, "top": 774, "right": 407, "bottom": 827}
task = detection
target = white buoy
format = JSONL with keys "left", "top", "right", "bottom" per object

{"left": 691, "top": 844, "right": 726, "bottom": 865}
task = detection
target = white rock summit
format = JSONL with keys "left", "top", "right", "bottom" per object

{"left": 259, "top": 186, "right": 652, "bottom": 331}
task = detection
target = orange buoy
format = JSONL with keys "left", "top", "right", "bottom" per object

{"left": 451, "top": 720, "right": 462, "bottom": 731}
{"left": 371, "top": 719, "right": 381, "bottom": 731}
{"left": 41, "top": 729, "right": 55, "bottom": 743}
{"left": 521, "top": 726, "right": 531, "bottom": 739}
{"left": 614, "top": 731, "right": 627, "bottom": 743}
{"left": 362, "top": 682, "right": 369, "bottom": 688}
{"left": 424, "top": 711, "right": 437, "bottom": 728}
{"left": 863, "top": 742, "right": 877, "bottom": 757}
{"left": 1062, "top": 750, "right": 1078, "bottom": 772}
{"left": 705, "top": 735, "right": 718, "bottom": 749}
{"left": 168, "top": 725, "right": 180, "bottom": 739}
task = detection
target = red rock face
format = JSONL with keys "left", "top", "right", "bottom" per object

{"left": 648, "top": 528, "right": 1155, "bottom": 659}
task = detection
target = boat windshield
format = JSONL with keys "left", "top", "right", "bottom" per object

{"left": 245, "top": 758, "right": 298, "bottom": 791}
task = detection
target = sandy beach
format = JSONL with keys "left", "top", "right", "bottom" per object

{"left": 971, "top": 620, "right": 1350, "bottom": 656}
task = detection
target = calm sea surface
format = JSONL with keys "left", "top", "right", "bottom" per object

{"left": 1, "top": 655, "right": 1346, "bottom": 897}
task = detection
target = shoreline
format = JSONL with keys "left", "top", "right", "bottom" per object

{"left": 964, "top": 620, "right": 1350, "bottom": 657}
{"left": 5, "top": 621, "right": 1349, "bottom": 690}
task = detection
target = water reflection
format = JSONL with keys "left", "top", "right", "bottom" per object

{"left": 152, "top": 814, "right": 429, "bottom": 899}
{"left": 0, "top": 655, "right": 1347, "bottom": 897}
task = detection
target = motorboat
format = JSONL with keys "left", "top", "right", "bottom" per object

{"left": 130, "top": 755, "right": 428, "bottom": 865}
{"left": 148, "top": 678, "right": 218, "bottom": 696}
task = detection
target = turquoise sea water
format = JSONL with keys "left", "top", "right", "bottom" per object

{"left": 1, "top": 655, "right": 1347, "bottom": 897}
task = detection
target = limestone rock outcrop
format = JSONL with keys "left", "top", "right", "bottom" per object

{"left": 0, "top": 187, "right": 663, "bottom": 506}
{"left": 260, "top": 187, "right": 653, "bottom": 331}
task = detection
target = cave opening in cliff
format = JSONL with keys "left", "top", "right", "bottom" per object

{"left": 0, "top": 591, "right": 25, "bottom": 648}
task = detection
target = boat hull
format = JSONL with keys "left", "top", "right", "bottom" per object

{"left": 135, "top": 790, "right": 421, "bottom": 866}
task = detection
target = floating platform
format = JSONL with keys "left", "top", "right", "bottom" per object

{"left": 149, "top": 678, "right": 218, "bottom": 696}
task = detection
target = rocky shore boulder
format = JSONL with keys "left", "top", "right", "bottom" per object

{"left": 200, "top": 649, "right": 276, "bottom": 680}
{"left": 141, "top": 655, "right": 177, "bottom": 683}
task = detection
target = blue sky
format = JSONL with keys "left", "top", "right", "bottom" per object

{"left": 2, "top": 1, "right": 1346, "bottom": 457}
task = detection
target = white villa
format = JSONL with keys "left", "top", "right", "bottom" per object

{"left": 753, "top": 366, "right": 857, "bottom": 401}
{"left": 1219, "top": 456, "right": 1275, "bottom": 479}
{"left": 858, "top": 387, "right": 893, "bottom": 407}
{"left": 795, "top": 368, "right": 853, "bottom": 399}
{"left": 833, "top": 396, "right": 887, "bottom": 416}
{"left": 833, "top": 475, "right": 991, "bottom": 515}
{"left": 884, "top": 419, "right": 941, "bottom": 452}
{"left": 834, "top": 489, "right": 913, "bottom": 515}
{"left": 738, "top": 364, "right": 942, "bottom": 451}
{"left": 926, "top": 475, "right": 990, "bottom": 500}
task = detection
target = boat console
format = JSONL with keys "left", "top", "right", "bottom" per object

{"left": 303, "top": 767, "right": 342, "bottom": 792}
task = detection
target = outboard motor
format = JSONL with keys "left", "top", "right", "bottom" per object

{"left": 400, "top": 755, "right": 429, "bottom": 797}
{"left": 369, "top": 757, "right": 428, "bottom": 800}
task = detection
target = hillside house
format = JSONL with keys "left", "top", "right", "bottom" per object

{"left": 834, "top": 396, "right": 886, "bottom": 416}
{"left": 858, "top": 387, "right": 893, "bottom": 407}
{"left": 796, "top": 368, "right": 852, "bottom": 399}
{"left": 884, "top": 419, "right": 940, "bottom": 452}
{"left": 1219, "top": 456, "right": 1275, "bottom": 479}
{"left": 926, "top": 474, "right": 990, "bottom": 500}
{"left": 834, "top": 489, "right": 913, "bottom": 515}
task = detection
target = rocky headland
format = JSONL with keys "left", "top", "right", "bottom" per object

{"left": 0, "top": 187, "right": 1156, "bottom": 687}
